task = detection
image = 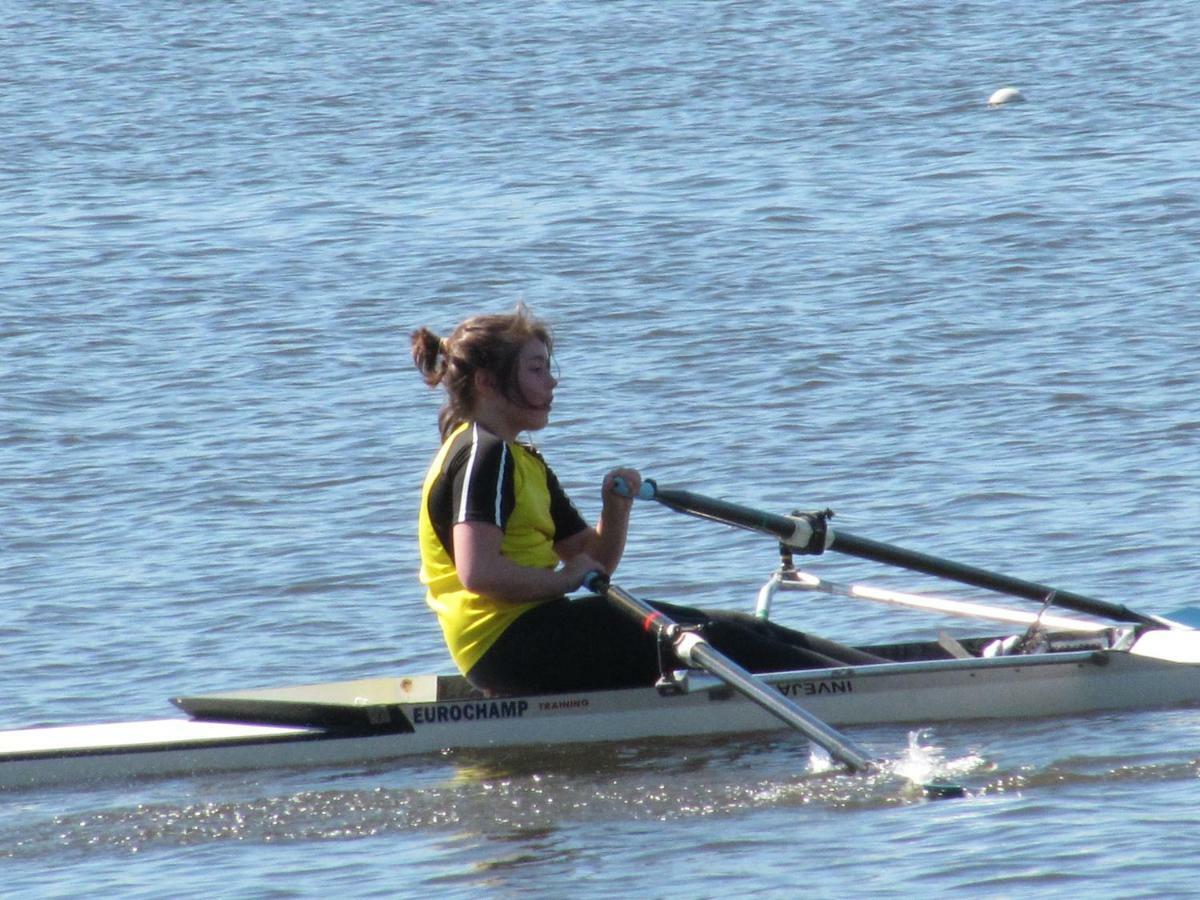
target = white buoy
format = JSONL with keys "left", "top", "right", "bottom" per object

{"left": 987, "top": 87, "right": 1023, "bottom": 107}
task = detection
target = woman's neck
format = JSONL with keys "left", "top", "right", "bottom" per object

{"left": 471, "top": 409, "right": 519, "bottom": 442}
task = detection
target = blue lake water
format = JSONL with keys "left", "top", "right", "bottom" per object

{"left": 4, "top": 1, "right": 1200, "bottom": 896}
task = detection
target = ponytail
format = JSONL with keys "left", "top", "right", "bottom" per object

{"left": 411, "top": 326, "right": 447, "bottom": 387}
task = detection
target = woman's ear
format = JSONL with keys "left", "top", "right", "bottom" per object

{"left": 473, "top": 368, "right": 497, "bottom": 396}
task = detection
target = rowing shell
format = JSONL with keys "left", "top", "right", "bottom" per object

{"left": 4, "top": 631, "right": 1199, "bottom": 790}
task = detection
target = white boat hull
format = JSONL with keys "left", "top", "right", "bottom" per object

{"left": 3, "top": 645, "right": 1198, "bottom": 790}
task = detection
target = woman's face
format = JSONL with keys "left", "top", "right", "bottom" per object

{"left": 508, "top": 338, "right": 557, "bottom": 433}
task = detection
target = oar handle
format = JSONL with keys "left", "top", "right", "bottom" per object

{"left": 612, "top": 476, "right": 656, "bottom": 501}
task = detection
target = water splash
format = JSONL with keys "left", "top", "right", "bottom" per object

{"left": 807, "top": 743, "right": 836, "bottom": 775}
{"left": 890, "top": 729, "right": 987, "bottom": 793}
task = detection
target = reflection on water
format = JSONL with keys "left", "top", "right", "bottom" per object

{"left": 0, "top": 727, "right": 1061, "bottom": 859}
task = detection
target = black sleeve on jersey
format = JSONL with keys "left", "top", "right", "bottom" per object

{"left": 454, "top": 427, "right": 516, "bottom": 529}
{"left": 544, "top": 463, "right": 589, "bottom": 542}
{"left": 426, "top": 426, "right": 514, "bottom": 564}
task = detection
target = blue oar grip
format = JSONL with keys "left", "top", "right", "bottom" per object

{"left": 612, "top": 476, "right": 657, "bottom": 500}
{"left": 583, "top": 570, "right": 610, "bottom": 593}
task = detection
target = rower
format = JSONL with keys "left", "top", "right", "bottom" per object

{"left": 411, "top": 305, "right": 885, "bottom": 698}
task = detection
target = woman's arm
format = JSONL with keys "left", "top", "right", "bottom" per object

{"left": 455, "top": 520, "right": 600, "bottom": 602}
{"left": 555, "top": 467, "right": 641, "bottom": 576}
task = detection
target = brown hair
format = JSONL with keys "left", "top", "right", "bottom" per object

{"left": 412, "top": 304, "right": 554, "bottom": 439}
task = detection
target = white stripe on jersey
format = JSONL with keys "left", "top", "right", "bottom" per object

{"left": 457, "top": 423, "right": 508, "bottom": 527}
{"left": 457, "top": 425, "right": 479, "bottom": 523}
{"left": 494, "top": 442, "right": 508, "bottom": 525}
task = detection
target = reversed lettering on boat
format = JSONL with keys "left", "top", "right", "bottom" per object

{"left": 412, "top": 699, "right": 530, "bottom": 725}
{"left": 775, "top": 679, "right": 853, "bottom": 698}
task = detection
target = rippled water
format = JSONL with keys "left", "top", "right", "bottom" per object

{"left": 4, "top": 1, "right": 1200, "bottom": 897}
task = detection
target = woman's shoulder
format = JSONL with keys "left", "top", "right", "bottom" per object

{"left": 439, "top": 422, "right": 553, "bottom": 475}
{"left": 435, "top": 422, "right": 500, "bottom": 473}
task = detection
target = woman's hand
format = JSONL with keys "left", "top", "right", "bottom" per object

{"left": 552, "top": 468, "right": 642, "bottom": 587}
{"left": 560, "top": 553, "right": 605, "bottom": 592}
{"left": 602, "top": 467, "right": 641, "bottom": 506}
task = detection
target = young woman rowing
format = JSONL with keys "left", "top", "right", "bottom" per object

{"left": 412, "top": 305, "right": 883, "bottom": 695}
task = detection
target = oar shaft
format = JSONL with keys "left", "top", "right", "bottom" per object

{"left": 641, "top": 484, "right": 815, "bottom": 548}
{"left": 589, "top": 574, "right": 875, "bottom": 773}
{"left": 683, "top": 640, "right": 874, "bottom": 770}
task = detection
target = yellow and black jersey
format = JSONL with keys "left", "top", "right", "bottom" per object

{"left": 418, "top": 422, "right": 588, "bottom": 674}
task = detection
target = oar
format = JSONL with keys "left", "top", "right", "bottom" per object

{"left": 584, "top": 572, "right": 872, "bottom": 770}
{"left": 583, "top": 572, "right": 965, "bottom": 798}
{"left": 625, "top": 479, "right": 1170, "bottom": 629}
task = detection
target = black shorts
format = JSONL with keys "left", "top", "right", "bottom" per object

{"left": 465, "top": 594, "right": 877, "bottom": 695}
